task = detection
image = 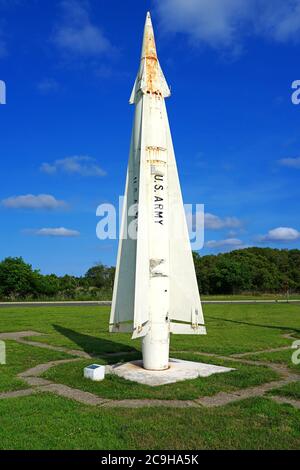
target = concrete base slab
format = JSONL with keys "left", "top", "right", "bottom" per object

{"left": 107, "top": 358, "right": 234, "bottom": 387}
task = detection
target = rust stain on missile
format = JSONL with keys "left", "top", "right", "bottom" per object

{"left": 143, "top": 20, "right": 162, "bottom": 96}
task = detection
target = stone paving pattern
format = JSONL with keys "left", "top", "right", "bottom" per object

{"left": 0, "top": 331, "right": 299, "bottom": 409}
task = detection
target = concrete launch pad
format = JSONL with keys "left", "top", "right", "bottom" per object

{"left": 106, "top": 359, "right": 234, "bottom": 387}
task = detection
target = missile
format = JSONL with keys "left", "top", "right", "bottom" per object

{"left": 109, "top": 12, "right": 206, "bottom": 371}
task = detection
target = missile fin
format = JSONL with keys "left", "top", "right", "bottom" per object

{"left": 163, "top": 101, "right": 206, "bottom": 331}
{"left": 109, "top": 135, "right": 137, "bottom": 329}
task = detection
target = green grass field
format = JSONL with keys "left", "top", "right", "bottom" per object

{"left": 0, "top": 341, "right": 72, "bottom": 393}
{"left": 0, "top": 303, "right": 299, "bottom": 449}
{"left": 202, "top": 294, "right": 300, "bottom": 301}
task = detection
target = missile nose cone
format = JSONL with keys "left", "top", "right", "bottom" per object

{"left": 146, "top": 11, "right": 152, "bottom": 25}
{"left": 141, "top": 11, "right": 157, "bottom": 60}
{"left": 129, "top": 11, "right": 170, "bottom": 102}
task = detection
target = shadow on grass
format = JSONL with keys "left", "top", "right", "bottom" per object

{"left": 53, "top": 324, "right": 140, "bottom": 362}
{"left": 206, "top": 316, "right": 300, "bottom": 335}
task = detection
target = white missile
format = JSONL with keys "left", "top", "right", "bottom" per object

{"left": 110, "top": 12, "right": 206, "bottom": 371}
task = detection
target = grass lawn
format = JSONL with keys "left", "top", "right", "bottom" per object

{"left": 0, "top": 303, "right": 299, "bottom": 355}
{"left": 202, "top": 294, "right": 300, "bottom": 300}
{"left": 268, "top": 382, "right": 300, "bottom": 400}
{"left": 0, "top": 341, "right": 72, "bottom": 393}
{"left": 42, "top": 354, "right": 278, "bottom": 401}
{"left": 0, "top": 394, "right": 299, "bottom": 450}
{"left": 0, "top": 303, "right": 299, "bottom": 449}
{"left": 244, "top": 349, "right": 300, "bottom": 372}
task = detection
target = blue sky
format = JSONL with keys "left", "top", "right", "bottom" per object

{"left": 0, "top": 0, "right": 300, "bottom": 276}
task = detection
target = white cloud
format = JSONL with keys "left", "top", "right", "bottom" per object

{"left": 40, "top": 156, "right": 106, "bottom": 177}
{"left": 1, "top": 194, "right": 67, "bottom": 210}
{"left": 35, "top": 227, "right": 80, "bottom": 237}
{"left": 205, "top": 212, "right": 241, "bottom": 230}
{"left": 259, "top": 227, "right": 300, "bottom": 242}
{"left": 205, "top": 238, "right": 243, "bottom": 248}
{"left": 186, "top": 209, "right": 203, "bottom": 232}
{"left": 53, "top": 0, "right": 114, "bottom": 57}
{"left": 278, "top": 157, "right": 300, "bottom": 169}
{"left": 155, "top": 0, "right": 300, "bottom": 53}
{"left": 186, "top": 210, "right": 241, "bottom": 233}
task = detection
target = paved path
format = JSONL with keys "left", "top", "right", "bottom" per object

{"left": 0, "top": 331, "right": 42, "bottom": 340}
{"left": 271, "top": 396, "right": 300, "bottom": 409}
{"left": 0, "top": 389, "right": 37, "bottom": 399}
{"left": 0, "top": 330, "right": 299, "bottom": 410}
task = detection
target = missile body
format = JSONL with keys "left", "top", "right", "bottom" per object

{"left": 110, "top": 12, "right": 206, "bottom": 371}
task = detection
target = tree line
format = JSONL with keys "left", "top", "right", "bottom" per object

{"left": 193, "top": 247, "right": 300, "bottom": 295}
{"left": 0, "top": 247, "right": 299, "bottom": 301}
{"left": 0, "top": 257, "right": 115, "bottom": 301}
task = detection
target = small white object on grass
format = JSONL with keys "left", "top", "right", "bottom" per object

{"left": 84, "top": 364, "right": 105, "bottom": 381}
